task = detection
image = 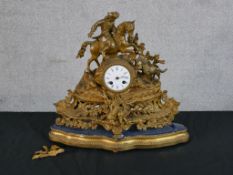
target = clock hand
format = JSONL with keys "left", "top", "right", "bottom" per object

{"left": 120, "top": 76, "right": 129, "bottom": 79}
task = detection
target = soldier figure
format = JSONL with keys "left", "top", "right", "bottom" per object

{"left": 88, "top": 12, "right": 119, "bottom": 54}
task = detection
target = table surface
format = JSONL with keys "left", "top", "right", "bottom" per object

{"left": 0, "top": 112, "right": 232, "bottom": 175}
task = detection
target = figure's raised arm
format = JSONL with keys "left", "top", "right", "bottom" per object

{"left": 88, "top": 19, "right": 105, "bottom": 38}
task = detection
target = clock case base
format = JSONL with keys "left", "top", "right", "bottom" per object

{"left": 49, "top": 123, "right": 189, "bottom": 152}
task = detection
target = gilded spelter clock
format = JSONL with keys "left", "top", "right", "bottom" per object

{"left": 48, "top": 12, "right": 189, "bottom": 152}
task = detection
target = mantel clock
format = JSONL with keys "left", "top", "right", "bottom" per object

{"left": 48, "top": 12, "right": 189, "bottom": 152}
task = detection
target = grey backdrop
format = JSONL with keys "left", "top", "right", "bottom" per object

{"left": 0, "top": 0, "right": 233, "bottom": 111}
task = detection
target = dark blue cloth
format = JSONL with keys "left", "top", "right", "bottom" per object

{"left": 1, "top": 112, "right": 233, "bottom": 175}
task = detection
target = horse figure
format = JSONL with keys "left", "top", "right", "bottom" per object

{"left": 77, "top": 21, "right": 139, "bottom": 71}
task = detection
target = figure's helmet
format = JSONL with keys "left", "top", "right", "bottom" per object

{"left": 105, "top": 11, "right": 120, "bottom": 19}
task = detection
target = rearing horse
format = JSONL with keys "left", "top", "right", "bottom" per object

{"left": 77, "top": 21, "right": 138, "bottom": 71}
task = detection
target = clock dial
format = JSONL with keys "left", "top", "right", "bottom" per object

{"left": 104, "top": 65, "right": 131, "bottom": 92}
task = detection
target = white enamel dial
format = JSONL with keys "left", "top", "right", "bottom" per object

{"left": 104, "top": 65, "right": 131, "bottom": 92}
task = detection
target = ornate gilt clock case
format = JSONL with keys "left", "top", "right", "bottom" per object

{"left": 49, "top": 12, "right": 189, "bottom": 152}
